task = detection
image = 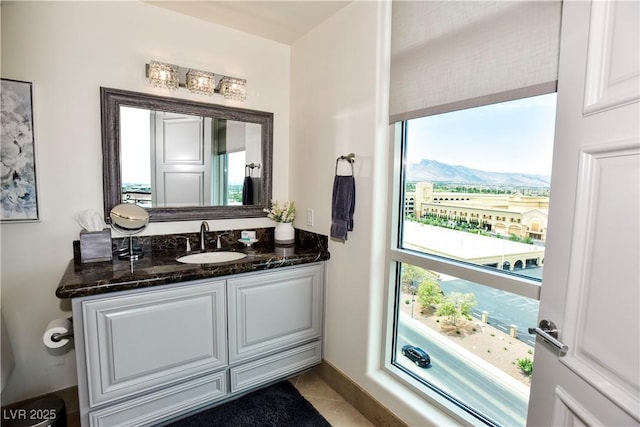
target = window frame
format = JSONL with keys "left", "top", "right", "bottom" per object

{"left": 382, "top": 111, "right": 546, "bottom": 424}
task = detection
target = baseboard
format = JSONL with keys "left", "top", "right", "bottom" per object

{"left": 314, "top": 360, "right": 409, "bottom": 427}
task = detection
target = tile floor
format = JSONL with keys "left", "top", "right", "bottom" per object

{"left": 67, "top": 370, "right": 372, "bottom": 426}
{"left": 289, "top": 369, "right": 374, "bottom": 427}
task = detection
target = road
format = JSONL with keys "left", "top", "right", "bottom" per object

{"left": 438, "top": 268, "right": 542, "bottom": 346}
{"left": 397, "top": 314, "right": 529, "bottom": 427}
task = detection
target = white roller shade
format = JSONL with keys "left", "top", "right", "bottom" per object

{"left": 389, "top": 1, "right": 562, "bottom": 123}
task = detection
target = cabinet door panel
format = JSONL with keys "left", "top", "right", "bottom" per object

{"left": 228, "top": 264, "right": 323, "bottom": 363}
{"left": 82, "top": 280, "right": 226, "bottom": 407}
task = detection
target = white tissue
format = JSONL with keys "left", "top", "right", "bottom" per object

{"left": 75, "top": 209, "right": 106, "bottom": 232}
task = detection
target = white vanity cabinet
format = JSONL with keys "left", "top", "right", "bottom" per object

{"left": 72, "top": 263, "right": 324, "bottom": 427}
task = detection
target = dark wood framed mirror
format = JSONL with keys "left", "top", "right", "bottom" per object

{"left": 101, "top": 87, "right": 273, "bottom": 222}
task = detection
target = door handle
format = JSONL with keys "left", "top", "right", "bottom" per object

{"left": 528, "top": 320, "right": 568, "bottom": 355}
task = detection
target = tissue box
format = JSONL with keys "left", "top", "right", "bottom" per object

{"left": 80, "top": 229, "right": 113, "bottom": 263}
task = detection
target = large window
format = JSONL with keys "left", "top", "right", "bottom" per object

{"left": 388, "top": 93, "right": 556, "bottom": 426}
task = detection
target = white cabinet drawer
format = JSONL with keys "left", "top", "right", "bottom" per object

{"left": 88, "top": 370, "right": 227, "bottom": 427}
{"left": 229, "top": 341, "right": 322, "bottom": 393}
{"left": 227, "top": 263, "right": 324, "bottom": 363}
{"left": 80, "top": 280, "right": 227, "bottom": 407}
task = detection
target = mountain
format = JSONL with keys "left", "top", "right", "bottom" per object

{"left": 407, "top": 159, "right": 550, "bottom": 187}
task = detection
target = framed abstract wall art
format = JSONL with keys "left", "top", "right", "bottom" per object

{"left": 1, "top": 78, "right": 40, "bottom": 222}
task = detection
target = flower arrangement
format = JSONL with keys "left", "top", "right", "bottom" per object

{"left": 265, "top": 200, "right": 295, "bottom": 223}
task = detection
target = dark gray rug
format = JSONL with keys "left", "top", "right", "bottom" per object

{"left": 163, "top": 380, "right": 332, "bottom": 427}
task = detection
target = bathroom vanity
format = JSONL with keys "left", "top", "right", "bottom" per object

{"left": 56, "top": 231, "right": 329, "bottom": 426}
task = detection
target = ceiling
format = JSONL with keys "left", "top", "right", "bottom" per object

{"left": 146, "top": 1, "right": 352, "bottom": 45}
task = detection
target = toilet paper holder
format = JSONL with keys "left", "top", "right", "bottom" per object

{"left": 51, "top": 330, "right": 73, "bottom": 343}
{"left": 50, "top": 318, "right": 73, "bottom": 343}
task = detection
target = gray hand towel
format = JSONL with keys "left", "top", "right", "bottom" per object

{"left": 251, "top": 177, "right": 261, "bottom": 204}
{"left": 331, "top": 175, "right": 355, "bottom": 240}
{"left": 242, "top": 176, "right": 254, "bottom": 205}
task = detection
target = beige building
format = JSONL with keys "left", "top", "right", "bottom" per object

{"left": 406, "top": 182, "right": 549, "bottom": 241}
{"left": 404, "top": 221, "right": 545, "bottom": 271}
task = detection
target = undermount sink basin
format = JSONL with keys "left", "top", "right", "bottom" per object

{"left": 176, "top": 251, "right": 247, "bottom": 264}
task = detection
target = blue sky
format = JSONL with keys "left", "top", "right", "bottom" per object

{"left": 406, "top": 93, "right": 557, "bottom": 176}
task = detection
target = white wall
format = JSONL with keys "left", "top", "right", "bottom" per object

{"left": 0, "top": 1, "right": 290, "bottom": 404}
{"left": 291, "top": 3, "right": 456, "bottom": 425}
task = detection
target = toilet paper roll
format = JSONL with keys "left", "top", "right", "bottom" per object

{"left": 43, "top": 318, "right": 72, "bottom": 349}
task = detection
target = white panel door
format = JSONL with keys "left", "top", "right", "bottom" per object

{"left": 81, "top": 280, "right": 227, "bottom": 407}
{"left": 227, "top": 264, "right": 324, "bottom": 363}
{"left": 152, "top": 112, "right": 212, "bottom": 207}
{"left": 527, "top": 1, "right": 639, "bottom": 425}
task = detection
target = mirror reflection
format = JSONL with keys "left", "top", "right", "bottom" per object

{"left": 101, "top": 87, "right": 273, "bottom": 222}
{"left": 120, "top": 106, "right": 262, "bottom": 208}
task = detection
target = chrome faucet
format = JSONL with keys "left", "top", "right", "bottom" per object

{"left": 200, "top": 221, "right": 209, "bottom": 251}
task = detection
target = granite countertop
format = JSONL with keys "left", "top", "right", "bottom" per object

{"left": 56, "top": 230, "right": 330, "bottom": 299}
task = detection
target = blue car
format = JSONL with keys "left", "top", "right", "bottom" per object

{"left": 402, "top": 344, "right": 431, "bottom": 367}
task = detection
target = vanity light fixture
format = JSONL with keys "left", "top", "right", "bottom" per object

{"left": 186, "top": 69, "right": 216, "bottom": 96}
{"left": 147, "top": 60, "right": 179, "bottom": 90}
{"left": 146, "top": 60, "right": 247, "bottom": 101}
{"left": 218, "top": 76, "right": 247, "bottom": 101}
